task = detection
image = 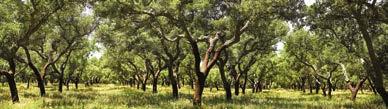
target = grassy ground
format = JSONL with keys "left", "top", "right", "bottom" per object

{"left": 0, "top": 84, "right": 385, "bottom": 109}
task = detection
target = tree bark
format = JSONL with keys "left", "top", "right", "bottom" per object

{"left": 141, "top": 82, "right": 146, "bottom": 91}
{"left": 152, "top": 78, "right": 158, "bottom": 93}
{"left": 66, "top": 78, "right": 70, "bottom": 90}
{"left": 348, "top": 78, "right": 367, "bottom": 101}
{"left": 301, "top": 77, "right": 306, "bottom": 93}
{"left": 315, "top": 80, "right": 320, "bottom": 94}
{"left": 4, "top": 73, "right": 19, "bottom": 103}
{"left": 321, "top": 82, "right": 327, "bottom": 96}
{"left": 24, "top": 47, "right": 46, "bottom": 96}
{"left": 234, "top": 78, "right": 240, "bottom": 96}
{"left": 258, "top": 81, "right": 263, "bottom": 92}
{"left": 3, "top": 59, "right": 19, "bottom": 103}
{"left": 358, "top": 18, "right": 388, "bottom": 106}
{"left": 168, "top": 66, "right": 179, "bottom": 98}
{"left": 75, "top": 77, "right": 79, "bottom": 89}
{"left": 241, "top": 72, "right": 248, "bottom": 94}
{"left": 53, "top": 65, "right": 64, "bottom": 93}
{"left": 367, "top": 78, "right": 377, "bottom": 94}
{"left": 327, "top": 79, "right": 332, "bottom": 98}
{"left": 193, "top": 73, "right": 206, "bottom": 105}
{"left": 218, "top": 63, "right": 232, "bottom": 100}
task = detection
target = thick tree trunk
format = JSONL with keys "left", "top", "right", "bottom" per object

{"left": 242, "top": 73, "right": 248, "bottom": 94}
{"left": 301, "top": 77, "right": 306, "bottom": 93}
{"left": 24, "top": 47, "right": 46, "bottom": 96}
{"left": 218, "top": 63, "right": 232, "bottom": 100}
{"left": 359, "top": 20, "right": 388, "bottom": 106}
{"left": 315, "top": 81, "right": 320, "bottom": 94}
{"left": 5, "top": 73, "right": 19, "bottom": 103}
{"left": 58, "top": 76, "right": 64, "bottom": 92}
{"left": 152, "top": 77, "right": 158, "bottom": 93}
{"left": 193, "top": 74, "right": 206, "bottom": 106}
{"left": 32, "top": 68, "right": 46, "bottom": 96}
{"left": 141, "top": 82, "right": 146, "bottom": 91}
{"left": 258, "top": 81, "right": 263, "bottom": 92}
{"left": 347, "top": 78, "right": 368, "bottom": 101}
{"left": 168, "top": 66, "right": 179, "bottom": 98}
{"left": 327, "top": 79, "right": 332, "bottom": 98}
{"left": 234, "top": 79, "right": 240, "bottom": 96}
{"left": 321, "top": 83, "right": 327, "bottom": 96}
{"left": 54, "top": 64, "right": 64, "bottom": 93}
{"left": 350, "top": 90, "right": 358, "bottom": 101}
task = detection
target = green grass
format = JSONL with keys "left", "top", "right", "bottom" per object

{"left": 0, "top": 84, "right": 385, "bottom": 109}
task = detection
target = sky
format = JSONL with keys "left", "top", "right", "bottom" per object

{"left": 304, "top": 0, "right": 316, "bottom": 6}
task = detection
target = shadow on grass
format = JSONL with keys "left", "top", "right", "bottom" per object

{"left": 0, "top": 84, "right": 384, "bottom": 109}
{"left": 42, "top": 91, "right": 97, "bottom": 108}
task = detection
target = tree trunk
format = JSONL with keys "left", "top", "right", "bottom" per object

{"left": 24, "top": 47, "right": 46, "bottom": 96}
{"left": 241, "top": 72, "right": 248, "bottom": 94}
{"left": 58, "top": 75, "right": 64, "bottom": 92}
{"left": 252, "top": 81, "right": 256, "bottom": 93}
{"left": 348, "top": 78, "right": 367, "bottom": 101}
{"left": 367, "top": 78, "right": 377, "bottom": 94}
{"left": 141, "top": 82, "right": 146, "bottom": 91}
{"left": 66, "top": 79, "right": 70, "bottom": 90}
{"left": 152, "top": 77, "right": 158, "bottom": 93}
{"left": 321, "top": 82, "right": 327, "bottom": 96}
{"left": 218, "top": 63, "right": 232, "bottom": 100}
{"left": 315, "top": 81, "right": 320, "bottom": 94}
{"left": 327, "top": 79, "right": 332, "bottom": 98}
{"left": 168, "top": 66, "right": 179, "bottom": 98}
{"left": 215, "top": 82, "right": 219, "bottom": 91}
{"left": 258, "top": 81, "right": 263, "bottom": 92}
{"left": 75, "top": 78, "right": 79, "bottom": 89}
{"left": 53, "top": 64, "right": 64, "bottom": 93}
{"left": 301, "top": 77, "right": 306, "bottom": 93}
{"left": 5, "top": 73, "right": 19, "bottom": 103}
{"left": 136, "top": 81, "right": 140, "bottom": 89}
{"left": 359, "top": 20, "right": 388, "bottom": 106}
{"left": 193, "top": 73, "right": 206, "bottom": 106}
{"left": 31, "top": 66, "right": 46, "bottom": 96}
{"left": 234, "top": 79, "right": 240, "bottom": 96}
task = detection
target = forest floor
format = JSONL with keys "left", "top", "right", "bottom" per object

{"left": 0, "top": 84, "right": 385, "bottom": 109}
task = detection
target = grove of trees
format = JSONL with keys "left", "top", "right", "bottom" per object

{"left": 0, "top": 0, "right": 387, "bottom": 107}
